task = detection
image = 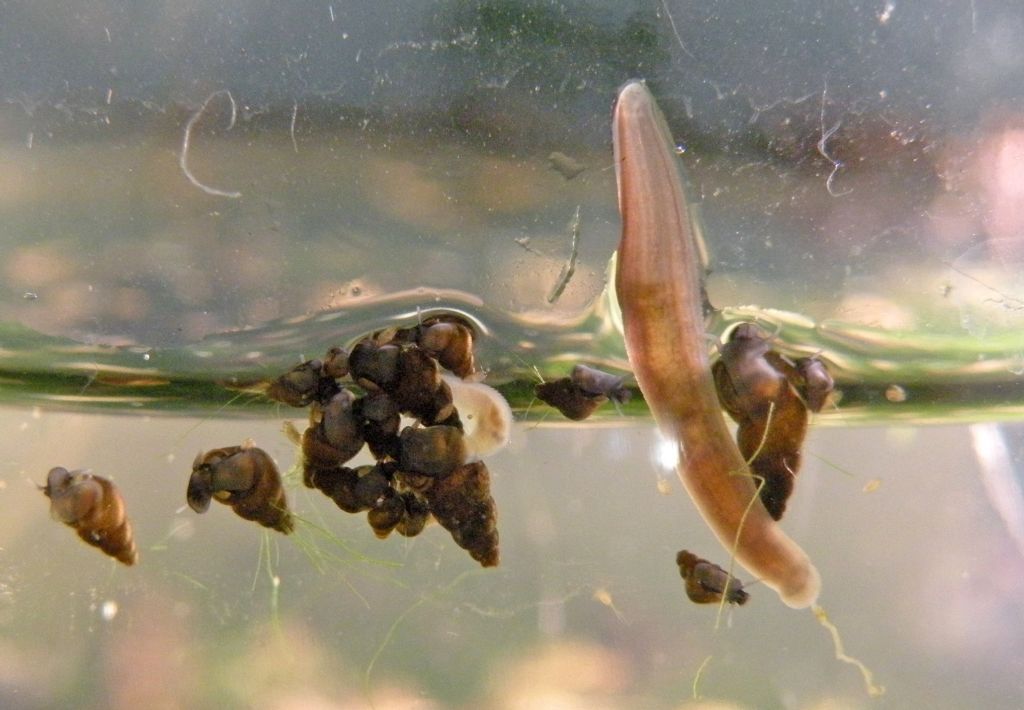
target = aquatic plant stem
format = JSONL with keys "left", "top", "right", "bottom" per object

{"left": 612, "top": 80, "right": 820, "bottom": 608}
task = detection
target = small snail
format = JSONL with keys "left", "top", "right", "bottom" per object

{"left": 425, "top": 461, "right": 499, "bottom": 567}
{"left": 355, "top": 390, "right": 401, "bottom": 460}
{"left": 321, "top": 346, "right": 350, "bottom": 379}
{"left": 302, "top": 389, "right": 365, "bottom": 470}
{"left": 398, "top": 425, "right": 468, "bottom": 478}
{"left": 417, "top": 316, "right": 476, "bottom": 379}
{"left": 676, "top": 549, "right": 749, "bottom": 606}
{"left": 535, "top": 377, "right": 601, "bottom": 421}
{"left": 535, "top": 364, "right": 631, "bottom": 421}
{"left": 188, "top": 443, "right": 293, "bottom": 534}
{"left": 348, "top": 340, "right": 400, "bottom": 391}
{"left": 366, "top": 488, "right": 405, "bottom": 539}
{"left": 395, "top": 492, "right": 430, "bottom": 538}
{"left": 43, "top": 467, "right": 138, "bottom": 566}
{"left": 389, "top": 345, "right": 456, "bottom": 424}
{"left": 304, "top": 465, "right": 364, "bottom": 514}
{"left": 795, "top": 356, "right": 834, "bottom": 413}
{"left": 570, "top": 364, "right": 631, "bottom": 404}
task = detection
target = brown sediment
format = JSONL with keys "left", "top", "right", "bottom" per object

{"left": 612, "top": 80, "right": 820, "bottom": 608}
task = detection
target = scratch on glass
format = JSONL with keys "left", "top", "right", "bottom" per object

{"left": 179, "top": 90, "right": 243, "bottom": 199}
{"left": 546, "top": 205, "right": 581, "bottom": 304}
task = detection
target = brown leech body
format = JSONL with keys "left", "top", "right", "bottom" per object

{"left": 44, "top": 467, "right": 138, "bottom": 565}
{"left": 613, "top": 80, "right": 820, "bottom": 608}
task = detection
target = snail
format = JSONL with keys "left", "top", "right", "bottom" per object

{"left": 188, "top": 443, "right": 293, "bottom": 534}
{"left": 712, "top": 323, "right": 833, "bottom": 520}
{"left": 43, "top": 467, "right": 137, "bottom": 566}
{"left": 676, "top": 549, "right": 749, "bottom": 606}
{"left": 535, "top": 364, "right": 631, "bottom": 421}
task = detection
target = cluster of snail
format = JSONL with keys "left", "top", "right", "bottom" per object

{"left": 42, "top": 314, "right": 506, "bottom": 570}
{"left": 672, "top": 322, "right": 834, "bottom": 608}
{"left": 40, "top": 317, "right": 833, "bottom": 615}
{"left": 521, "top": 322, "right": 836, "bottom": 608}
{"left": 42, "top": 440, "right": 299, "bottom": 567}
{"left": 533, "top": 326, "right": 834, "bottom": 516}
{"left": 528, "top": 321, "right": 833, "bottom": 609}
{"left": 711, "top": 322, "right": 834, "bottom": 521}
{"left": 261, "top": 314, "right": 501, "bottom": 567}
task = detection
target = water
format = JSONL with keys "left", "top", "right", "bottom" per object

{"left": 6, "top": 86, "right": 1024, "bottom": 422}
{"left": 3, "top": 2, "right": 1024, "bottom": 708}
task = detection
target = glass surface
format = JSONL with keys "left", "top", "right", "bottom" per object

{"left": 1, "top": 1, "right": 1023, "bottom": 708}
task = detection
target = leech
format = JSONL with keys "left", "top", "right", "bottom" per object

{"left": 612, "top": 80, "right": 820, "bottom": 608}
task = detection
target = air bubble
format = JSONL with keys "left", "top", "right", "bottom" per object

{"left": 884, "top": 385, "right": 907, "bottom": 403}
{"left": 100, "top": 600, "right": 118, "bottom": 621}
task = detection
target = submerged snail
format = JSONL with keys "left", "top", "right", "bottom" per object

{"left": 321, "top": 346, "right": 350, "bottom": 379}
{"left": 795, "top": 356, "right": 835, "bottom": 414}
{"left": 535, "top": 364, "right": 631, "bottom": 421}
{"left": 43, "top": 467, "right": 138, "bottom": 566}
{"left": 535, "top": 377, "right": 602, "bottom": 421}
{"left": 302, "top": 389, "right": 365, "bottom": 470}
{"left": 394, "top": 491, "right": 430, "bottom": 538}
{"left": 366, "top": 488, "right": 405, "bottom": 539}
{"left": 712, "top": 323, "right": 833, "bottom": 520}
{"left": 398, "top": 425, "right": 468, "bottom": 478}
{"left": 348, "top": 340, "right": 401, "bottom": 391}
{"left": 391, "top": 346, "right": 459, "bottom": 425}
{"left": 355, "top": 390, "right": 402, "bottom": 460}
{"left": 304, "top": 464, "right": 364, "bottom": 514}
{"left": 424, "top": 461, "right": 499, "bottom": 567}
{"left": 676, "top": 549, "right": 749, "bottom": 606}
{"left": 188, "top": 443, "right": 294, "bottom": 534}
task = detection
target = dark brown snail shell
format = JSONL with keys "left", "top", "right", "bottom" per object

{"left": 189, "top": 445, "right": 293, "bottom": 534}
